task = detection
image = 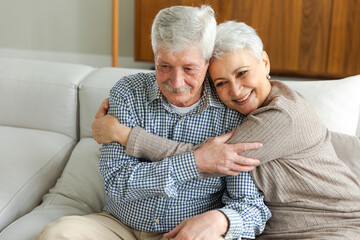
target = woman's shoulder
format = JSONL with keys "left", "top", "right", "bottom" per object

{"left": 253, "top": 80, "right": 313, "bottom": 121}
{"left": 266, "top": 80, "right": 310, "bottom": 108}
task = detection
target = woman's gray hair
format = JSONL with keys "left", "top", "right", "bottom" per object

{"left": 213, "top": 21, "right": 264, "bottom": 62}
{"left": 151, "top": 5, "right": 216, "bottom": 62}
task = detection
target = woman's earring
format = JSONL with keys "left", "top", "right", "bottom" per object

{"left": 266, "top": 74, "right": 271, "bottom": 80}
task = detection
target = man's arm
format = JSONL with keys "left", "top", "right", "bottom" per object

{"left": 163, "top": 173, "right": 271, "bottom": 240}
{"left": 100, "top": 87, "right": 202, "bottom": 203}
{"left": 218, "top": 173, "right": 271, "bottom": 239}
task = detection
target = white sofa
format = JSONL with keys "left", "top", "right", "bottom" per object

{"left": 0, "top": 57, "right": 359, "bottom": 239}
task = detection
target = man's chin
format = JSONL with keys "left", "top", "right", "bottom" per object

{"left": 168, "top": 96, "right": 192, "bottom": 107}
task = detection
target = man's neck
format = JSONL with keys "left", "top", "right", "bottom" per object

{"left": 169, "top": 100, "right": 200, "bottom": 116}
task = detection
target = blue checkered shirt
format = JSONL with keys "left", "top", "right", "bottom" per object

{"left": 100, "top": 72, "right": 271, "bottom": 239}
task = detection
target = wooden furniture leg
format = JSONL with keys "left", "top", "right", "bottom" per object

{"left": 112, "top": 0, "right": 119, "bottom": 67}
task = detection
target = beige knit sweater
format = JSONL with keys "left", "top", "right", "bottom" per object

{"left": 126, "top": 81, "right": 360, "bottom": 239}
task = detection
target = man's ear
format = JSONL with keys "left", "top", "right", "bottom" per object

{"left": 262, "top": 51, "right": 271, "bottom": 75}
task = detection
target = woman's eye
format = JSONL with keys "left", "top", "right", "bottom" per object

{"left": 236, "top": 71, "right": 247, "bottom": 78}
{"left": 215, "top": 81, "right": 226, "bottom": 87}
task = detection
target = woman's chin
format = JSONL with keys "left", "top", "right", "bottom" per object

{"left": 232, "top": 103, "right": 257, "bottom": 115}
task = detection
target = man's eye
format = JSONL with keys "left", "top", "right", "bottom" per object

{"left": 184, "top": 68, "right": 196, "bottom": 74}
{"left": 157, "top": 65, "right": 172, "bottom": 73}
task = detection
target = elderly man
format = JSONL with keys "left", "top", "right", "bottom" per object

{"left": 40, "top": 5, "right": 270, "bottom": 240}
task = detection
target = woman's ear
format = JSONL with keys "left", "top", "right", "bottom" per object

{"left": 262, "top": 51, "right": 270, "bottom": 75}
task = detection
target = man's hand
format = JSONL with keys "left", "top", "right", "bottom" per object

{"left": 164, "top": 210, "right": 228, "bottom": 240}
{"left": 92, "top": 98, "right": 131, "bottom": 146}
{"left": 194, "top": 130, "right": 262, "bottom": 176}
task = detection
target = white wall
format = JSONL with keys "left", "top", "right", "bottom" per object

{"left": 0, "top": 0, "right": 153, "bottom": 69}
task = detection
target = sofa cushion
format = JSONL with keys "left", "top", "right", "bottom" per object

{"left": 0, "top": 138, "right": 105, "bottom": 240}
{"left": 79, "top": 67, "right": 153, "bottom": 139}
{"left": 282, "top": 75, "right": 360, "bottom": 136}
{"left": 0, "top": 126, "right": 75, "bottom": 232}
{"left": 0, "top": 57, "right": 94, "bottom": 139}
{"left": 0, "top": 207, "right": 86, "bottom": 240}
{"left": 331, "top": 131, "right": 360, "bottom": 178}
{"left": 40, "top": 138, "right": 105, "bottom": 212}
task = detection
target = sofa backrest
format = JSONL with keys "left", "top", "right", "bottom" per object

{"left": 79, "top": 70, "right": 360, "bottom": 138}
{"left": 79, "top": 67, "right": 153, "bottom": 139}
{"left": 0, "top": 57, "right": 94, "bottom": 139}
{"left": 282, "top": 75, "right": 360, "bottom": 137}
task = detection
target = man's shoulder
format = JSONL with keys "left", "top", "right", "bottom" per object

{"left": 113, "top": 71, "right": 156, "bottom": 90}
{"left": 110, "top": 72, "right": 156, "bottom": 98}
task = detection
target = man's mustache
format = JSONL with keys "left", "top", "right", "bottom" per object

{"left": 162, "top": 82, "right": 193, "bottom": 93}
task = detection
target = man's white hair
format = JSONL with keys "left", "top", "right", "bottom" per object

{"left": 151, "top": 5, "right": 217, "bottom": 62}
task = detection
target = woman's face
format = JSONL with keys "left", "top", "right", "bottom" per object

{"left": 208, "top": 48, "right": 271, "bottom": 115}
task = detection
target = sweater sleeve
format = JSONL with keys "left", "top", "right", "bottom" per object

{"left": 126, "top": 101, "right": 294, "bottom": 166}
{"left": 125, "top": 127, "right": 221, "bottom": 178}
{"left": 225, "top": 103, "right": 294, "bottom": 164}
{"left": 126, "top": 126, "right": 197, "bottom": 161}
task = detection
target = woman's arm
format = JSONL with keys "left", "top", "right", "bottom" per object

{"left": 92, "top": 100, "right": 261, "bottom": 176}
{"left": 125, "top": 126, "right": 195, "bottom": 161}
{"left": 125, "top": 102, "right": 294, "bottom": 166}
{"left": 92, "top": 98, "right": 195, "bottom": 157}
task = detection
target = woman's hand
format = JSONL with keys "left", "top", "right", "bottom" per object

{"left": 194, "top": 130, "right": 262, "bottom": 175}
{"left": 92, "top": 98, "right": 131, "bottom": 146}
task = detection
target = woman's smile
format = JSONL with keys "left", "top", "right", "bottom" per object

{"left": 234, "top": 90, "right": 254, "bottom": 105}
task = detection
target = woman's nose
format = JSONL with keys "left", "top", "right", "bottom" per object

{"left": 229, "top": 81, "right": 244, "bottom": 96}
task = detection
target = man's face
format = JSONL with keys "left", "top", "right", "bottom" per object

{"left": 155, "top": 48, "right": 209, "bottom": 107}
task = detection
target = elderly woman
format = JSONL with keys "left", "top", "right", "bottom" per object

{"left": 94, "top": 21, "right": 360, "bottom": 239}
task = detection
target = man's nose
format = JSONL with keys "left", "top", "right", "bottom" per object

{"left": 170, "top": 68, "right": 186, "bottom": 88}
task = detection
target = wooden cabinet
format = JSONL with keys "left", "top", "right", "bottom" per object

{"left": 135, "top": 0, "right": 360, "bottom": 78}
{"left": 327, "top": 0, "right": 360, "bottom": 76}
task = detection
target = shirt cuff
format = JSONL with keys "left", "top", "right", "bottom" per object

{"left": 171, "top": 151, "right": 201, "bottom": 183}
{"left": 217, "top": 208, "right": 244, "bottom": 240}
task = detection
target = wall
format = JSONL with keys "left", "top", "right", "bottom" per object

{"left": 0, "top": 0, "right": 153, "bottom": 69}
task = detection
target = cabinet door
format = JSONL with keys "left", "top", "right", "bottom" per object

{"left": 213, "top": 0, "right": 333, "bottom": 77}
{"left": 327, "top": 0, "right": 360, "bottom": 76}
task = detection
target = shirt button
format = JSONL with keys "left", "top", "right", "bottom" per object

{"left": 155, "top": 219, "right": 160, "bottom": 223}
{"left": 229, "top": 234, "right": 233, "bottom": 239}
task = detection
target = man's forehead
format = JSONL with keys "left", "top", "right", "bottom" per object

{"left": 155, "top": 49, "right": 206, "bottom": 66}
